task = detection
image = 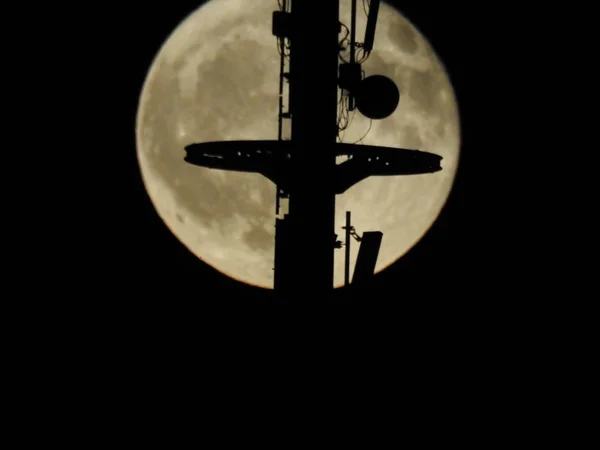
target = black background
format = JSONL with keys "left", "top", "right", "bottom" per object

{"left": 26, "top": 0, "right": 567, "bottom": 428}
{"left": 15, "top": 4, "right": 581, "bottom": 431}
{"left": 9, "top": 2, "right": 580, "bottom": 431}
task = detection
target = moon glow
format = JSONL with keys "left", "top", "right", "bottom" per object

{"left": 135, "top": 0, "right": 461, "bottom": 288}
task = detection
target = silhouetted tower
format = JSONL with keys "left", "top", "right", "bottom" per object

{"left": 184, "top": 0, "right": 443, "bottom": 302}
{"left": 272, "top": 0, "right": 339, "bottom": 300}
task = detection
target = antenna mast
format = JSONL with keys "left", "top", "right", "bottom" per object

{"left": 273, "top": 0, "right": 340, "bottom": 300}
{"left": 183, "top": 0, "right": 443, "bottom": 302}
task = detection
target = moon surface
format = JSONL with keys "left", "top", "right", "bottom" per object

{"left": 135, "top": 0, "right": 460, "bottom": 288}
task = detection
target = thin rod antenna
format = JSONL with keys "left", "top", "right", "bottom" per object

{"left": 349, "top": 0, "right": 357, "bottom": 110}
{"left": 350, "top": 0, "right": 356, "bottom": 64}
{"left": 345, "top": 211, "right": 351, "bottom": 286}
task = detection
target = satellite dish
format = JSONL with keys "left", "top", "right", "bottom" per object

{"left": 355, "top": 75, "right": 400, "bottom": 120}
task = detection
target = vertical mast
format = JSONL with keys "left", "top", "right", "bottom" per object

{"left": 344, "top": 211, "right": 351, "bottom": 286}
{"left": 349, "top": 0, "right": 357, "bottom": 110}
{"left": 276, "top": 0, "right": 340, "bottom": 300}
{"left": 275, "top": 0, "right": 290, "bottom": 217}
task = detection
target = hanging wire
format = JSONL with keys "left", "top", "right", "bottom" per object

{"left": 346, "top": 104, "right": 357, "bottom": 130}
{"left": 338, "top": 22, "right": 350, "bottom": 63}
{"left": 276, "top": 37, "right": 291, "bottom": 58}
{"left": 351, "top": 119, "right": 373, "bottom": 144}
{"left": 340, "top": 22, "right": 350, "bottom": 43}
{"left": 336, "top": 91, "right": 346, "bottom": 142}
{"left": 277, "top": 0, "right": 289, "bottom": 12}
{"left": 337, "top": 94, "right": 349, "bottom": 131}
{"left": 337, "top": 94, "right": 349, "bottom": 142}
{"left": 355, "top": 44, "right": 371, "bottom": 64}
{"left": 339, "top": 104, "right": 357, "bottom": 143}
{"left": 362, "top": 0, "right": 370, "bottom": 16}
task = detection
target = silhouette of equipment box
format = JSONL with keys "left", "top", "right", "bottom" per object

{"left": 272, "top": 10, "right": 343, "bottom": 40}
{"left": 352, "top": 231, "right": 383, "bottom": 285}
{"left": 339, "top": 62, "right": 362, "bottom": 91}
{"left": 272, "top": 11, "right": 292, "bottom": 39}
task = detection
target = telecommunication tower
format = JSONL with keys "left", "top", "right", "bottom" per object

{"left": 184, "top": 0, "right": 443, "bottom": 301}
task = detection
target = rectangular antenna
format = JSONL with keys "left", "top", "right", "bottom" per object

{"left": 363, "top": 0, "right": 380, "bottom": 52}
{"left": 352, "top": 231, "right": 383, "bottom": 285}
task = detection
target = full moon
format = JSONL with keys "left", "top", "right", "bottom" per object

{"left": 135, "top": 0, "right": 460, "bottom": 288}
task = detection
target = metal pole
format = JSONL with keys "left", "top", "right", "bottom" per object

{"left": 349, "top": 0, "right": 357, "bottom": 110}
{"left": 280, "top": 0, "right": 339, "bottom": 300}
{"left": 345, "top": 211, "right": 351, "bottom": 286}
{"left": 350, "top": 0, "right": 356, "bottom": 64}
{"left": 275, "top": 4, "right": 286, "bottom": 216}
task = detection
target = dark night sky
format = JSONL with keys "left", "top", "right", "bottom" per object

{"left": 21, "top": 3, "right": 571, "bottom": 422}
{"left": 32, "top": 1, "right": 559, "bottom": 417}
{"left": 88, "top": 0, "right": 509, "bottom": 312}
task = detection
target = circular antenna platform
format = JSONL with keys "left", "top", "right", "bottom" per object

{"left": 355, "top": 75, "right": 400, "bottom": 120}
